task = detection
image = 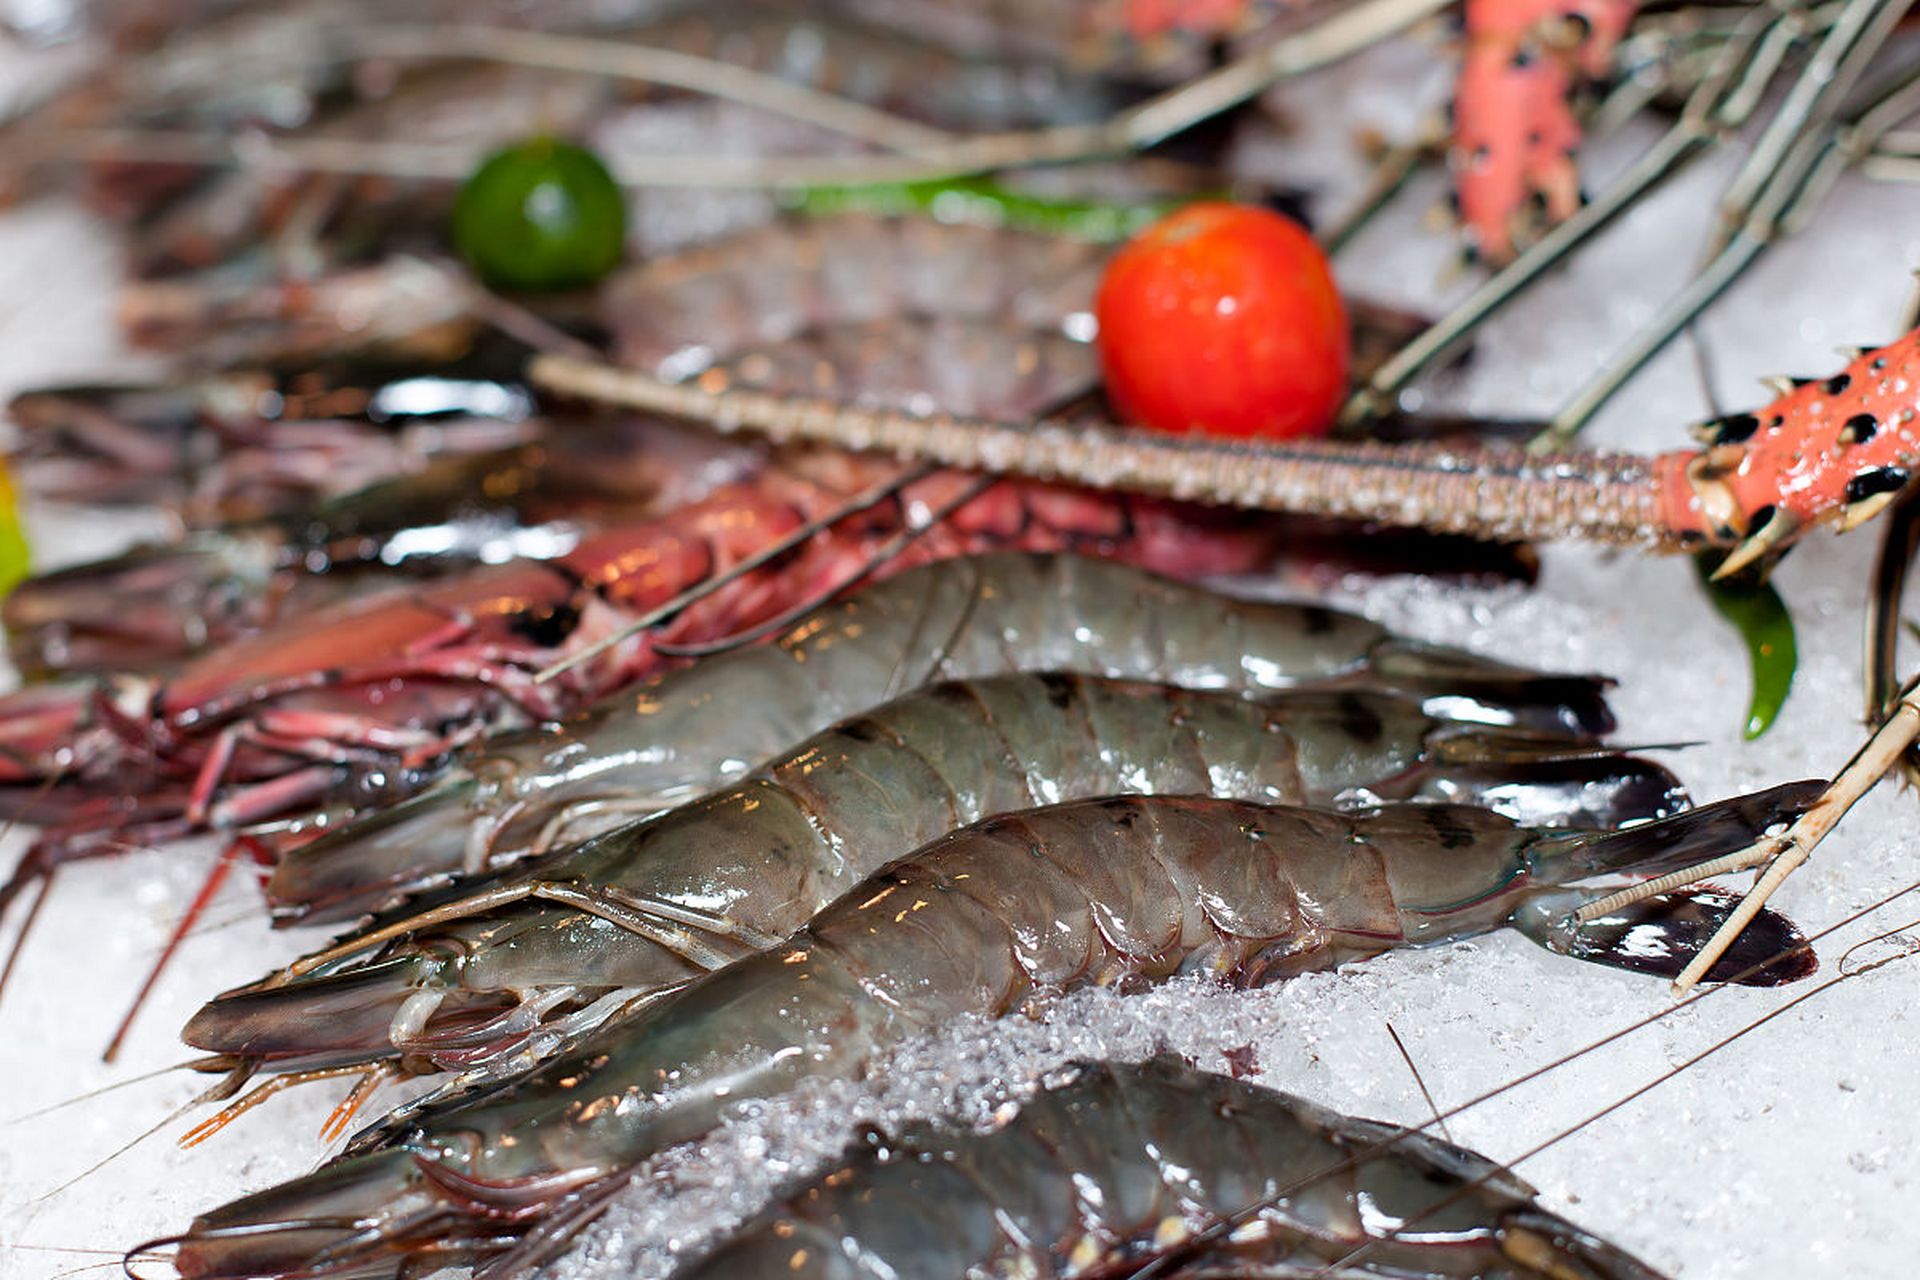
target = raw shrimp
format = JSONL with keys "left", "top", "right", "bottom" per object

{"left": 0, "top": 471, "right": 1293, "bottom": 843}
{"left": 4, "top": 338, "right": 545, "bottom": 516}
{"left": 188, "top": 673, "right": 1682, "bottom": 1086}
{"left": 3, "top": 203, "right": 1499, "bottom": 986}
{"left": 678, "top": 1055, "right": 1666, "bottom": 1279}
{"left": 4, "top": 418, "right": 749, "bottom": 677}
{"left": 169, "top": 784, "right": 1817, "bottom": 1279}
{"left": 267, "top": 551, "right": 1623, "bottom": 927}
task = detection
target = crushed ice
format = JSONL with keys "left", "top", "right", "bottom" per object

{"left": 3, "top": 32, "right": 1919, "bottom": 1280}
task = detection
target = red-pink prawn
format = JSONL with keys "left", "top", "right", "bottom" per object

{"left": 1453, "top": 0, "right": 1640, "bottom": 262}
{"left": 0, "top": 463, "right": 1286, "bottom": 894}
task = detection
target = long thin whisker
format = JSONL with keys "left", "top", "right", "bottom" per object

{"left": 1385, "top": 1021, "right": 1449, "bottom": 1142}
{"left": 1308, "top": 921, "right": 1920, "bottom": 1278}
{"left": 0, "top": 758, "right": 79, "bottom": 1005}
{"left": 33, "top": 1093, "right": 206, "bottom": 1205}
{"left": 52, "top": 1257, "right": 164, "bottom": 1279}
{"left": 0, "top": 866, "right": 54, "bottom": 1002}
{"left": 4, "top": 1244, "right": 171, "bottom": 1257}
{"left": 1835, "top": 913, "right": 1920, "bottom": 973}
{"left": 103, "top": 837, "right": 251, "bottom": 1063}
{"left": 1124, "top": 872, "right": 1920, "bottom": 1277}
{"left": 6, "top": 1056, "right": 220, "bottom": 1125}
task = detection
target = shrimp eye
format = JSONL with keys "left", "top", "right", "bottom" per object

{"left": 511, "top": 600, "right": 584, "bottom": 648}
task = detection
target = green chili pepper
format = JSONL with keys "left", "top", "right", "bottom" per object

{"left": 453, "top": 138, "right": 626, "bottom": 292}
{"left": 1694, "top": 552, "right": 1797, "bottom": 739}
{"left": 793, "top": 177, "right": 1187, "bottom": 243}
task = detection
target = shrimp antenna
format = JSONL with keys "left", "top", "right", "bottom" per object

{"left": 1305, "top": 923, "right": 1920, "bottom": 1279}
{"left": 33, "top": 1089, "right": 213, "bottom": 1207}
{"left": 7, "top": 1055, "right": 226, "bottom": 1124}
{"left": 0, "top": 759, "right": 77, "bottom": 1007}
{"left": 1384, "top": 1022, "right": 1450, "bottom": 1142}
{"left": 0, "top": 1244, "right": 172, "bottom": 1280}
{"left": 54, "top": 1254, "right": 167, "bottom": 1280}
{"left": 121, "top": 1233, "right": 195, "bottom": 1280}
{"left": 103, "top": 835, "right": 274, "bottom": 1063}
{"left": 1123, "top": 871, "right": 1920, "bottom": 1278}
{"left": 0, "top": 868, "right": 54, "bottom": 1004}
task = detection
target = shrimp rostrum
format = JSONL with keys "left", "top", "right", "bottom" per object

{"left": 171, "top": 785, "right": 1817, "bottom": 1279}
{"left": 268, "top": 550, "right": 1628, "bottom": 926}
{"left": 680, "top": 1055, "right": 1667, "bottom": 1279}
{"left": 186, "top": 671, "right": 1685, "bottom": 1091}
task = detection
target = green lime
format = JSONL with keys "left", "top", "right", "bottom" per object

{"left": 453, "top": 138, "right": 627, "bottom": 292}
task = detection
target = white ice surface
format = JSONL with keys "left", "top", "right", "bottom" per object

{"left": 3, "top": 31, "right": 1920, "bottom": 1280}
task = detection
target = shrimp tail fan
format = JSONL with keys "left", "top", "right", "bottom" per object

{"left": 1365, "top": 638, "right": 1618, "bottom": 737}
{"left": 1420, "top": 725, "right": 1689, "bottom": 829}
{"left": 1514, "top": 780, "right": 1826, "bottom": 986}
{"left": 1547, "top": 886, "right": 1817, "bottom": 987}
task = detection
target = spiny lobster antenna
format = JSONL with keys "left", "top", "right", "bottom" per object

{"left": 529, "top": 354, "right": 1682, "bottom": 550}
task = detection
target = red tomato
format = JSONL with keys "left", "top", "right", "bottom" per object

{"left": 1095, "top": 202, "right": 1349, "bottom": 440}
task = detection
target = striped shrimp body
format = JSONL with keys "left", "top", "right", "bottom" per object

{"left": 267, "top": 552, "right": 1623, "bottom": 926}
{"left": 681, "top": 1056, "right": 1666, "bottom": 1279}
{"left": 187, "top": 672, "right": 1683, "bottom": 1084}
{"left": 172, "top": 785, "right": 1817, "bottom": 1280}
{"left": 1453, "top": 0, "right": 1640, "bottom": 262}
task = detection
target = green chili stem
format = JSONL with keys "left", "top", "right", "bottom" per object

{"left": 791, "top": 177, "right": 1188, "bottom": 243}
